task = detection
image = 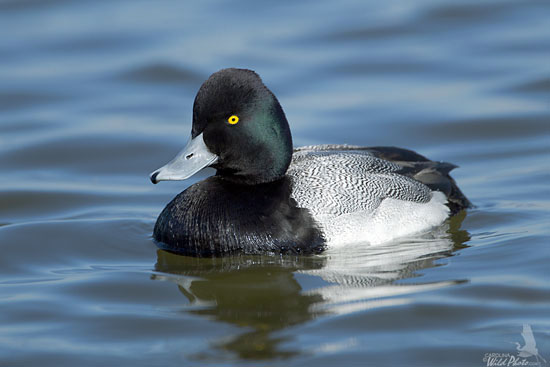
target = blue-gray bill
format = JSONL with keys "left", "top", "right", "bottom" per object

{"left": 150, "top": 133, "right": 218, "bottom": 184}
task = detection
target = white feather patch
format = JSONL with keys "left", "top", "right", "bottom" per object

{"left": 316, "top": 191, "right": 450, "bottom": 247}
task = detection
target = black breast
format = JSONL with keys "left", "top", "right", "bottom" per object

{"left": 153, "top": 176, "right": 325, "bottom": 257}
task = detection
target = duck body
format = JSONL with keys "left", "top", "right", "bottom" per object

{"left": 151, "top": 68, "right": 471, "bottom": 257}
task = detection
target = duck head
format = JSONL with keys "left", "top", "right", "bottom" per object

{"left": 150, "top": 68, "right": 293, "bottom": 185}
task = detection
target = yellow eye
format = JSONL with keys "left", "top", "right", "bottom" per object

{"left": 227, "top": 115, "right": 239, "bottom": 125}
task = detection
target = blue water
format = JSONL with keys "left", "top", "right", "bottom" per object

{"left": 1, "top": 0, "right": 549, "bottom": 366}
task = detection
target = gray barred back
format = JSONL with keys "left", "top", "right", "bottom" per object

{"left": 288, "top": 147, "right": 433, "bottom": 216}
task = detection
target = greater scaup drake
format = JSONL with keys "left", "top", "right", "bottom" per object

{"left": 150, "top": 68, "right": 471, "bottom": 256}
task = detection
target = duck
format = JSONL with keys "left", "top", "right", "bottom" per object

{"left": 150, "top": 68, "right": 471, "bottom": 257}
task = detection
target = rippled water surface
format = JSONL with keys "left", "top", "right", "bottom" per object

{"left": 1, "top": 0, "right": 549, "bottom": 366}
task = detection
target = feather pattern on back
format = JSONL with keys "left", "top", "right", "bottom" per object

{"left": 287, "top": 145, "right": 470, "bottom": 246}
{"left": 288, "top": 147, "right": 433, "bottom": 216}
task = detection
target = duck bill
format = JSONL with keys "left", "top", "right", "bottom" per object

{"left": 150, "top": 133, "right": 218, "bottom": 184}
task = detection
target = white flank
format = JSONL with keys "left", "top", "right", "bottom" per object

{"left": 316, "top": 191, "right": 450, "bottom": 247}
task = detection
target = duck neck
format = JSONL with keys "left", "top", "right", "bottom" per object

{"left": 215, "top": 152, "right": 291, "bottom": 185}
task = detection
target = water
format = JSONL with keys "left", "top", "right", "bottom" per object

{"left": 1, "top": 0, "right": 549, "bottom": 366}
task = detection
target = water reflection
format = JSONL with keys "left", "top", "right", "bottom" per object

{"left": 153, "top": 212, "right": 469, "bottom": 360}
{"left": 153, "top": 253, "right": 327, "bottom": 359}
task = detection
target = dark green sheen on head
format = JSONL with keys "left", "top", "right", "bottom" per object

{"left": 191, "top": 68, "right": 293, "bottom": 185}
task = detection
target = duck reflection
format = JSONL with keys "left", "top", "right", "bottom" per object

{"left": 152, "top": 212, "right": 469, "bottom": 360}
{"left": 153, "top": 253, "right": 327, "bottom": 359}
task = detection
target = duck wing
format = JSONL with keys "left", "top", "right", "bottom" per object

{"left": 292, "top": 145, "right": 471, "bottom": 215}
